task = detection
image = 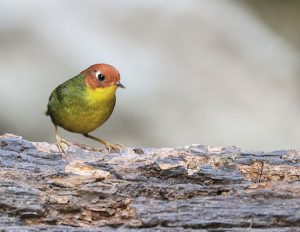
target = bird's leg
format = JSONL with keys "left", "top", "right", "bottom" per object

{"left": 83, "top": 133, "right": 123, "bottom": 153}
{"left": 54, "top": 125, "right": 70, "bottom": 153}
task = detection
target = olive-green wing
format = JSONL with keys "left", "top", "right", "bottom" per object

{"left": 45, "top": 74, "right": 84, "bottom": 116}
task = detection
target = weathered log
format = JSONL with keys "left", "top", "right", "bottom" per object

{"left": 0, "top": 133, "right": 300, "bottom": 231}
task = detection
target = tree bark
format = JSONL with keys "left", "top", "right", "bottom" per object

{"left": 0, "top": 134, "right": 300, "bottom": 231}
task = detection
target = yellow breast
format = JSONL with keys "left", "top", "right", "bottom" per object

{"left": 61, "top": 85, "right": 117, "bottom": 134}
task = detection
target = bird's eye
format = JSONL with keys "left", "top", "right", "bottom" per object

{"left": 95, "top": 71, "right": 105, "bottom": 81}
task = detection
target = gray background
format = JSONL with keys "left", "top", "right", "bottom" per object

{"left": 1, "top": 0, "right": 300, "bottom": 150}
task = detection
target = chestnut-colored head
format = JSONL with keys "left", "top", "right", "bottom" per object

{"left": 83, "top": 64, "right": 125, "bottom": 89}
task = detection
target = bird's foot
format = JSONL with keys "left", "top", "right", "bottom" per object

{"left": 104, "top": 142, "right": 123, "bottom": 153}
{"left": 56, "top": 136, "right": 70, "bottom": 153}
{"left": 82, "top": 134, "right": 124, "bottom": 153}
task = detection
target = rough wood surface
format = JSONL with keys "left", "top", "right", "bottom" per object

{"left": 0, "top": 133, "right": 300, "bottom": 231}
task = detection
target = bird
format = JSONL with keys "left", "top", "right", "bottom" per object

{"left": 46, "top": 63, "right": 125, "bottom": 153}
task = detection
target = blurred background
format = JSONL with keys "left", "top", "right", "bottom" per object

{"left": 1, "top": 0, "right": 300, "bottom": 150}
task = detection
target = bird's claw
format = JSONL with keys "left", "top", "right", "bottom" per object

{"left": 105, "top": 142, "right": 123, "bottom": 153}
{"left": 56, "top": 136, "right": 70, "bottom": 153}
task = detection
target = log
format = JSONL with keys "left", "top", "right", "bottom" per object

{"left": 0, "top": 133, "right": 300, "bottom": 231}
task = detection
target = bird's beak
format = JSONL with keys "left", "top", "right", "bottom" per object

{"left": 115, "top": 82, "right": 126, "bottom": 89}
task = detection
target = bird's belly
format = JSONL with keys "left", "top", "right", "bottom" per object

{"left": 67, "top": 109, "right": 112, "bottom": 133}
{"left": 55, "top": 97, "right": 115, "bottom": 134}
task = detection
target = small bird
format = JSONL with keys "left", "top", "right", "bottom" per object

{"left": 46, "top": 63, "right": 125, "bottom": 153}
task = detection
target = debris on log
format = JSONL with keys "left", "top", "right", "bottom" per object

{"left": 0, "top": 133, "right": 300, "bottom": 231}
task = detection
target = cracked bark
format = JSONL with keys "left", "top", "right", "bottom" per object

{"left": 0, "top": 134, "right": 300, "bottom": 231}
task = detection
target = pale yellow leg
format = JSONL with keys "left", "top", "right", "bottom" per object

{"left": 54, "top": 125, "right": 70, "bottom": 153}
{"left": 83, "top": 133, "right": 123, "bottom": 153}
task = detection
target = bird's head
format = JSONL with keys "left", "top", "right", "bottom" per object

{"left": 82, "top": 64, "right": 125, "bottom": 89}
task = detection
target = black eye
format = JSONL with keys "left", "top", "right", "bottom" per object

{"left": 96, "top": 71, "right": 105, "bottom": 81}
